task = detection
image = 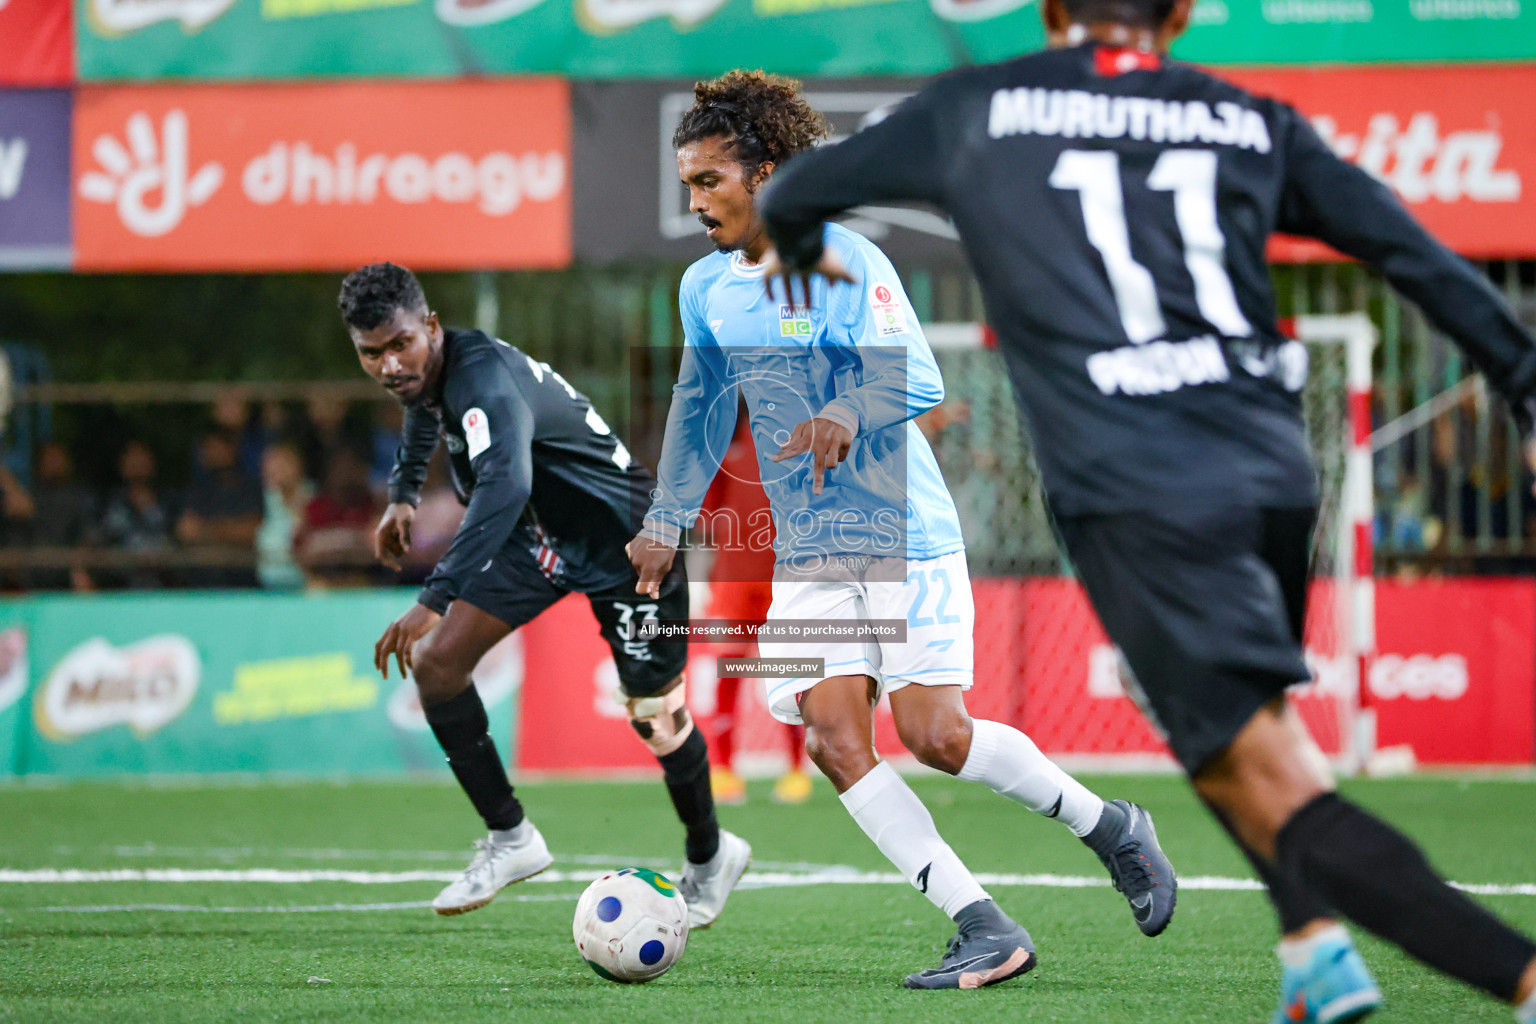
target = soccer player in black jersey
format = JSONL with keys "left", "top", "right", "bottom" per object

{"left": 341, "top": 262, "right": 750, "bottom": 923}
{"left": 760, "top": 1, "right": 1536, "bottom": 1021}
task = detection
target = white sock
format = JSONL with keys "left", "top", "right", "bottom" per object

{"left": 959, "top": 719, "right": 1105, "bottom": 837}
{"left": 1516, "top": 985, "right": 1536, "bottom": 1024}
{"left": 490, "top": 820, "right": 532, "bottom": 846}
{"left": 1277, "top": 923, "right": 1351, "bottom": 969}
{"left": 839, "top": 760, "right": 989, "bottom": 918}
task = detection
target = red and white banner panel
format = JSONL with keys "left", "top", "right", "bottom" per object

{"left": 513, "top": 577, "right": 1536, "bottom": 774}
{"left": 1220, "top": 65, "right": 1536, "bottom": 261}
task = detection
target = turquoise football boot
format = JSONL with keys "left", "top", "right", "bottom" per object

{"left": 1273, "top": 937, "right": 1383, "bottom": 1024}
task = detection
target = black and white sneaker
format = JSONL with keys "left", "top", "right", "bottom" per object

{"left": 902, "top": 902, "right": 1036, "bottom": 990}
{"left": 1095, "top": 800, "right": 1177, "bottom": 937}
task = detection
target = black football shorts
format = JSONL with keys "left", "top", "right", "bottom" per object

{"left": 1054, "top": 505, "right": 1316, "bottom": 776}
{"left": 456, "top": 541, "right": 689, "bottom": 699}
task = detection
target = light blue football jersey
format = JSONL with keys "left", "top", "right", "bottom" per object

{"left": 643, "top": 223, "right": 965, "bottom": 566}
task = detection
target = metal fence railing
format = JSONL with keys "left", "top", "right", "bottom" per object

{"left": 4, "top": 260, "right": 1533, "bottom": 590}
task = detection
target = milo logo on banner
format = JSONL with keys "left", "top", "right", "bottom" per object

{"left": 35, "top": 635, "right": 200, "bottom": 740}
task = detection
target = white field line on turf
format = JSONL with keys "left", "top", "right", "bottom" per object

{"left": 41, "top": 895, "right": 577, "bottom": 914}
{"left": 6, "top": 866, "right": 1536, "bottom": 896}
{"left": 63, "top": 845, "right": 844, "bottom": 874}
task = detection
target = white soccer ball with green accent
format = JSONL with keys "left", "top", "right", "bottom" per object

{"left": 572, "top": 867, "right": 689, "bottom": 983}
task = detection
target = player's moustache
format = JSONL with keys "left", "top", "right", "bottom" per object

{"left": 698, "top": 214, "right": 722, "bottom": 230}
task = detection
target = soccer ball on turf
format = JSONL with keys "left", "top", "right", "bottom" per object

{"left": 572, "top": 867, "right": 689, "bottom": 983}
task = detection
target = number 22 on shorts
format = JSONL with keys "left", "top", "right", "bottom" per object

{"left": 904, "top": 566, "right": 961, "bottom": 628}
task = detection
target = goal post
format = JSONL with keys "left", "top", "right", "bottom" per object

{"left": 927, "top": 315, "right": 1381, "bottom": 772}
{"left": 1289, "top": 312, "right": 1378, "bottom": 775}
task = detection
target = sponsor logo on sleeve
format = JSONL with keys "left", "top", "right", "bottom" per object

{"left": 869, "top": 283, "right": 909, "bottom": 337}
{"left": 463, "top": 407, "right": 492, "bottom": 459}
{"left": 34, "top": 635, "right": 200, "bottom": 740}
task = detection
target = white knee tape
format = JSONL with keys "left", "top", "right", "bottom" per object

{"left": 626, "top": 684, "right": 692, "bottom": 756}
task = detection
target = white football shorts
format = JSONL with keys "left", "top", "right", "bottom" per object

{"left": 758, "top": 550, "right": 974, "bottom": 725}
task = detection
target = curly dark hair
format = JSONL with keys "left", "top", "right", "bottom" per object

{"left": 672, "top": 69, "right": 830, "bottom": 187}
{"left": 337, "top": 262, "right": 427, "bottom": 331}
{"left": 1060, "top": 0, "right": 1177, "bottom": 28}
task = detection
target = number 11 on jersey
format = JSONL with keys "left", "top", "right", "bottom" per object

{"left": 1050, "top": 148, "right": 1253, "bottom": 345}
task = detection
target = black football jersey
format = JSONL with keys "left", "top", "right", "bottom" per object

{"left": 387, "top": 328, "right": 651, "bottom": 609}
{"left": 764, "top": 42, "right": 1536, "bottom": 517}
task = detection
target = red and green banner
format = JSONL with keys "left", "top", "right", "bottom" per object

{"left": 73, "top": 0, "right": 1536, "bottom": 84}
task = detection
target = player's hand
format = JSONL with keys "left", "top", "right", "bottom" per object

{"left": 375, "top": 502, "right": 416, "bottom": 571}
{"left": 626, "top": 535, "right": 677, "bottom": 600}
{"left": 772, "top": 416, "right": 854, "bottom": 495}
{"left": 373, "top": 603, "right": 440, "bottom": 680}
{"left": 760, "top": 244, "right": 857, "bottom": 308}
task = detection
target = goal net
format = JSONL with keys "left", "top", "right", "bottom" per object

{"left": 685, "top": 317, "right": 1376, "bottom": 776}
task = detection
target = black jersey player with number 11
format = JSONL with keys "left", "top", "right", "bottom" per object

{"left": 342, "top": 262, "right": 750, "bottom": 924}
{"left": 761, "top": 1, "right": 1536, "bottom": 1022}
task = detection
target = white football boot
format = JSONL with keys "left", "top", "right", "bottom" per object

{"left": 678, "top": 830, "right": 752, "bottom": 929}
{"left": 432, "top": 820, "right": 554, "bottom": 916}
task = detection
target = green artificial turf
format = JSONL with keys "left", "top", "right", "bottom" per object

{"left": 2, "top": 773, "right": 1534, "bottom": 1023}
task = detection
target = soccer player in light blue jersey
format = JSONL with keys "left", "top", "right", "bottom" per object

{"left": 627, "top": 70, "right": 1177, "bottom": 989}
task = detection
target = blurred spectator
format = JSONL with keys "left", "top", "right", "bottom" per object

{"left": 10, "top": 442, "right": 97, "bottom": 591}
{"left": 298, "top": 395, "right": 369, "bottom": 484}
{"left": 256, "top": 443, "right": 313, "bottom": 591}
{"left": 297, "top": 446, "right": 380, "bottom": 587}
{"left": 97, "top": 440, "right": 176, "bottom": 589}
{"left": 205, "top": 394, "right": 272, "bottom": 485}
{"left": 178, "top": 428, "right": 264, "bottom": 587}
{"left": 399, "top": 453, "right": 463, "bottom": 584}
{"left": 370, "top": 402, "right": 405, "bottom": 491}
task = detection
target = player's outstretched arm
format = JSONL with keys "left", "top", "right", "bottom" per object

{"left": 635, "top": 282, "right": 735, "bottom": 585}
{"left": 1276, "top": 106, "right": 1536, "bottom": 437}
{"left": 762, "top": 88, "right": 946, "bottom": 273}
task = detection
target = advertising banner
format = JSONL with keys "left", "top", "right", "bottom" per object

{"left": 1370, "top": 578, "right": 1536, "bottom": 764}
{"left": 0, "top": 590, "right": 523, "bottom": 778}
{"left": 1, "top": 0, "right": 73, "bottom": 87}
{"left": 574, "top": 65, "right": 1536, "bottom": 266}
{"left": 1019, "top": 577, "right": 1536, "bottom": 766}
{"left": 75, "top": 0, "right": 1536, "bottom": 84}
{"left": 574, "top": 79, "right": 964, "bottom": 267}
{"left": 72, "top": 81, "right": 571, "bottom": 272}
{"left": 0, "top": 89, "right": 73, "bottom": 270}
{"left": 1224, "top": 66, "right": 1536, "bottom": 261}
